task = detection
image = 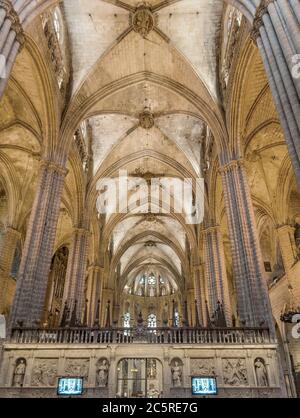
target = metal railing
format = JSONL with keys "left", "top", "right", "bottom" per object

{"left": 9, "top": 327, "right": 272, "bottom": 345}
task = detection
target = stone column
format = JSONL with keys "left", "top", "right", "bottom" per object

{"left": 63, "top": 227, "right": 89, "bottom": 324}
{"left": 252, "top": 0, "right": 300, "bottom": 187}
{"left": 101, "top": 289, "right": 114, "bottom": 327}
{"left": 276, "top": 225, "right": 297, "bottom": 272}
{"left": 86, "top": 265, "right": 103, "bottom": 326}
{"left": 202, "top": 225, "right": 232, "bottom": 326}
{"left": 0, "top": 226, "right": 20, "bottom": 313}
{"left": 220, "top": 159, "right": 274, "bottom": 332}
{"left": 9, "top": 160, "right": 67, "bottom": 328}
{"left": 0, "top": 0, "right": 25, "bottom": 98}
{"left": 192, "top": 265, "right": 204, "bottom": 326}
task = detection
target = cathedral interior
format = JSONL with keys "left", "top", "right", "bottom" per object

{"left": 0, "top": 0, "right": 300, "bottom": 399}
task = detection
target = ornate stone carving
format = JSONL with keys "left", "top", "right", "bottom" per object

{"left": 12, "top": 358, "right": 26, "bottom": 387}
{"left": 143, "top": 213, "right": 157, "bottom": 223}
{"left": 31, "top": 359, "right": 58, "bottom": 387}
{"left": 131, "top": 5, "right": 155, "bottom": 38}
{"left": 65, "top": 359, "right": 89, "bottom": 382}
{"left": 190, "top": 359, "right": 216, "bottom": 376}
{"left": 220, "top": 6, "right": 242, "bottom": 96}
{"left": 41, "top": 9, "right": 67, "bottom": 93}
{"left": 96, "top": 358, "right": 109, "bottom": 387}
{"left": 147, "top": 359, "right": 157, "bottom": 379}
{"left": 170, "top": 358, "right": 183, "bottom": 387}
{"left": 144, "top": 240, "right": 156, "bottom": 247}
{"left": 251, "top": 0, "right": 274, "bottom": 42}
{"left": 0, "top": 1, "right": 25, "bottom": 46}
{"left": 139, "top": 110, "right": 155, "bottom": 129}
{"left": 254, "top": 358, "right": 269, "bottom": 387}
{"left": 223, "top": 358, "right": 248, "bottom": 386}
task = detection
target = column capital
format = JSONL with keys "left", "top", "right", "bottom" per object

{"left": 219, "top": 159, "right": 244, "bottom": 174}
{"left": 88, "top": 264, "right": 103, "bottom": 273}
{"left": 5, "top": 226, "right": 21, "bottom": 238}
{"left": 192, "top": 264, "right": 202, "bottom": 272}
{"left": 276, "top": 224, "right": 295, "bottom": 232}
{"left": 40, "top": 159, "right": 68, "bottom": 177}
{"left": 202, "top": 225, "right": 220, "bottom": 235}
{"left": 0, "top": 0, "right": 25, "bottom": 47}
{"left": 251, "top": 0, "right": 274, "bottom": 42}
{"left": 73, "top": 227, "right": 90, "bottom": 237}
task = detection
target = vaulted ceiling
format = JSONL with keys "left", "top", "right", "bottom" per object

{"left": 61, "top": 0, "right": 226, "bottom": 292}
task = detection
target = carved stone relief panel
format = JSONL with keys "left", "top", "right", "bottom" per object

{"left": 64, "top": 358, "right": 89, "bottom": 382}
{"left": 31, "top": 359, "right": 58, "bottom": 387}
{"left": 222, "top": 358, "right": 248, "bottom": 386}
{"left": 190, "top": 358, "right": 216, "bottom": 376}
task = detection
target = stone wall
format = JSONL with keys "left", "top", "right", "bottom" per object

{"left": 0, "top": 342, "right": 286, "bottom": 398}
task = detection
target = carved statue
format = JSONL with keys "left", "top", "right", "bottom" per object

{"left": 97, "top": 359, "right": 109, "bottom": 387}
{"left": 254, "top": 358, "right": 268, "bottom": 387}
{"left": 12, "top": 359, "right": 26, "bottom": 387}
{"left": 171, "top": 361, "right": 182, "bottom": 387}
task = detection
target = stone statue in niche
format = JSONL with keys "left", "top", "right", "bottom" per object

{"left": 12, "top": 358, "right": 26, "bottom": 387}
{"left": 131, "top": 6, "right": 155, "bottom": 38}
{"left": 223, "top": 358, "right": 248, "bottom": 386}
{"left": 171, "top": 360, "right": 182, "bottom": 387}
{"left": 96, "top": 359, "right": 109, "bottom": 387}
{"left": 254, "top": 358, "right": 269, "bottom": 387}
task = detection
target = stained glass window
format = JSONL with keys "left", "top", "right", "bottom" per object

{"left": 148, "top": 313, "right": 157, "bottom": 328}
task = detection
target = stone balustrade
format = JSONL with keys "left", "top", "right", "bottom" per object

{"left": 9, "top": 326, "right": 272, "bottom": 345}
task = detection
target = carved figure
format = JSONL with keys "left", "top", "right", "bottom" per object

{"left": 12, "top": 358, "right": 26, "bottom": 387}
